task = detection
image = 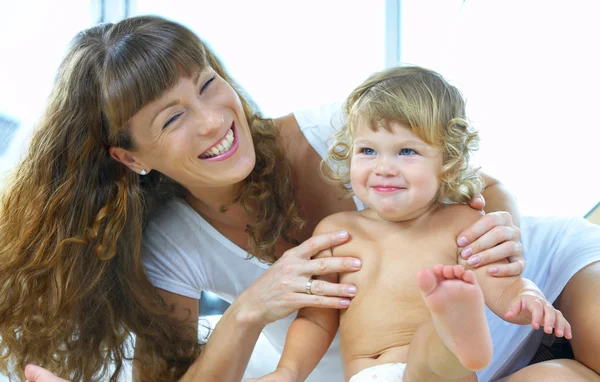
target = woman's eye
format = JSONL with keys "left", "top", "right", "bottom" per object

{"left": 400, "top": 148, "right": 416, "bottom": 156}
{"left": 163, "top": 113, "right": 182, "bottom": 129}
{"left": 200, "top": 76, "right": 216, "bottom": 93}
{"left": 361, "top": 148, "right": 376, "bottom": 155}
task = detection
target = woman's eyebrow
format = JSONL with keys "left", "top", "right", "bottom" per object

{"left": 150, "top": 72, "right": 203, "bottom": 126}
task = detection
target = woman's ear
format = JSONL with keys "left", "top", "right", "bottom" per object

{"left": 108, "top": 146, "right": 151, "bottom": 175}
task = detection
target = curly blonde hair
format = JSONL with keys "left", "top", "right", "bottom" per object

{"left": 323, "top": 65, "right": 483, "bottom": 204}
{"left": 0, "top": 16, "right": 302, "bottom": 381}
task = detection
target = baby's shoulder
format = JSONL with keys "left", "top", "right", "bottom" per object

{"left": 433, "top": 204, "right": 483, "bottom": 234}
{"left": 314, "top": 211, "right": 363, "bottom": 235}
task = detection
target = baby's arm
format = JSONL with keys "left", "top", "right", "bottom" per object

{"left": 451, "top": 206, "right": 572, "bottom": 338}
{"left": 269, "top": 218, "right": 342, "bottom": 381}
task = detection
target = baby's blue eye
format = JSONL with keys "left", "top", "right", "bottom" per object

{"left": 400, "top": 148, "right": 416, "bottom": 155}
{"left": 361, "top": 148, "right": 376, "bottom": 155}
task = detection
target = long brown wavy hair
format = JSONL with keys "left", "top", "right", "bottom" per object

{"left": 323, "top": 65, "right": 484, "bottom": 204}
{"left": 0, "top": 16, "right": 302, "bottom": 381}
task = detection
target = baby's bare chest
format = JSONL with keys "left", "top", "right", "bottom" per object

{"left": 339, "top": 232, "right": 458, "bottom": 293}
{"left": 337, "top": 233, "right": 460, "bottom": 355}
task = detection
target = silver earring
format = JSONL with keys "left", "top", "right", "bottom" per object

{"left": 140, "top": 169, "right": 147, "bottom": 176}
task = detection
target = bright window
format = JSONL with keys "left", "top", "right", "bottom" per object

{"left": 0, "top": 1, "right": 94, "bottom": 176}
{"left": 132, "top": 0, "right": 387, "bottom": 117}
{"left": 399, "top": 0, "right": 600, "bottom": 217}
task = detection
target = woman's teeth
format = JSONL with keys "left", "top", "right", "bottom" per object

{"left": 200, "top": 129, "right": 234, "bottom": 158}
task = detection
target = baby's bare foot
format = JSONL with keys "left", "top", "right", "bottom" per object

{"left": 417, "top": 264, "right": 492, "bottom": 371}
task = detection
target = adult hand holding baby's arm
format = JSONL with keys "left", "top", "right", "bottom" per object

{"left": 505, "top": 290, "right": 572, "bottom": 339}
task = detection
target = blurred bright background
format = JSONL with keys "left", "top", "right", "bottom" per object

{"left": 2, "top": 0, "right": 598, "bottom": 218}
{"left": 1, "top": 0, "right": 599, "bottom": 380}
{"left": 2, "top": 0, "right": 599, "bottom": 217}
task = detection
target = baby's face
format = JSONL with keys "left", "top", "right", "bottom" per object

{"left": 350, "top": 120, "right": 442, "bottom": 222}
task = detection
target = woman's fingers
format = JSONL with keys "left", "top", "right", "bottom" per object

{"left": 457, "top": 211, "right": 517, "bottom": 247}
{"left": 304, "top": 256, "right": 362, "bottom": 276}
{"left": 463, "top": 240, "right": 520, "bottom": 266}
{"left": 301, "top": 278, "right": 357, "bottom": 298}
{"left": 457, "top": 212, "right": 525, "bottom": 276}
{"left": 486, "top": 258, "right": 525, "bottom": 277}
{"left": 461, "top": 225, "right": 520, "bottom": 259}
{"left": 243, "top": 231, "right": 360, "bottom": 323}
{"left": 294, "top": 293, "right": 351, "bottom": 309}
{"left": 466, "top": 193, "right": 486, "bottom": 211}
{"left": 291, "top": 231, "right": 350, "bottom": 259}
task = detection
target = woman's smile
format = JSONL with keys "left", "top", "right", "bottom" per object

{"left": 199, "top": 123, "right": 239, "bottom": 161}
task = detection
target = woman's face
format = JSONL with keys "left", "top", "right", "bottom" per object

{"left": 127, "top": 67, "right": 256, "bottom": 194}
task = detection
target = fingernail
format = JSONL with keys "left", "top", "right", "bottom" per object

{"left": 346, "top": 286, "right": 357, "bottom": 294}
{"left": 467, "top": 255, "right": 479, "bottom": 266}
{"left": 489, "top": 266, "right": 499, "bottom": 274}
{"left": 461, "top": 247, "right": 473, "bottom": 259}
{"left": 338, "top": 231, "right": 349, "bottom": 239}
{"left": 352, "top": 259, "right": 362, "bottom": 268}
{"left": 340, "top": 299, "right": 350, "bottom": 306}
{"left": 457, "top": 236, "right": 468, "bottom": 246}
{"left": 476, "top": 197, "right": 484, "bottom": 203}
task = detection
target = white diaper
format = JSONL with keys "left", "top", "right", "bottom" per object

{"left": 349, "top": 362, "right": 407, "bottom": 382}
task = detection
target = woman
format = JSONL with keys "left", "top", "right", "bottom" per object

{"left": 2, "top": 16, "right": 598, "bottom": 382}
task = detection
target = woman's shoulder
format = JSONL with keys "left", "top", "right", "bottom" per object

{"left": 289, "top": 101, "right": 345, "bottom": 131}
{"left": 275, "top": 102, "right": 345, "bottom": 160}
{"left": 145, "top": 198, "right": 195, "bottom": 234}
{"left": 142, "top": 198, "right": 210, "bottom": 299}
{"left": 143, "top": 198, "right": 211, "bottom": 253}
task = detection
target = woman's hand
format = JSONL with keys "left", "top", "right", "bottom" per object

{"left": 24, "top": 365, "right": 68, "bottom": 382}
{"left": 236, "top": 231, "right": 361, "bottom": 327}
{"left": 466, "top": 192, "right": 486, "bottom": 212}
{"left": 457, "top": 207, "right": 524, "bottom": 277}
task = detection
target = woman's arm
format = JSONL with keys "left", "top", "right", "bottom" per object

{"left": 246, "top": 217, "right": 345, "bottom": 382}
{"left": 248, "top": 235, "right": 341, "bottom": 382}
{"left": 24, "top": 231, "right": 361, "bottom": 382}
{"left": 480, "top": 172, "right": 520, "bottom": 226}
{"left": 180, "top": 298, "right": 265, "bottom": 382}
{"left": 181, "top": 230, "right": 360, "bottom": 382}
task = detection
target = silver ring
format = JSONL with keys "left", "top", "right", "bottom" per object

{"left": 305, "top": 278, "right": 313, "bottom": 295}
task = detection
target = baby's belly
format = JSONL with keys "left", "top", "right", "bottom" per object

{"left": 339, "top": 288, "right": 430, "bottom": 378}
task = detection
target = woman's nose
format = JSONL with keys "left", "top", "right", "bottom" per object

{"left": 194, "top": 109, "right": 224, "bottom": 135}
